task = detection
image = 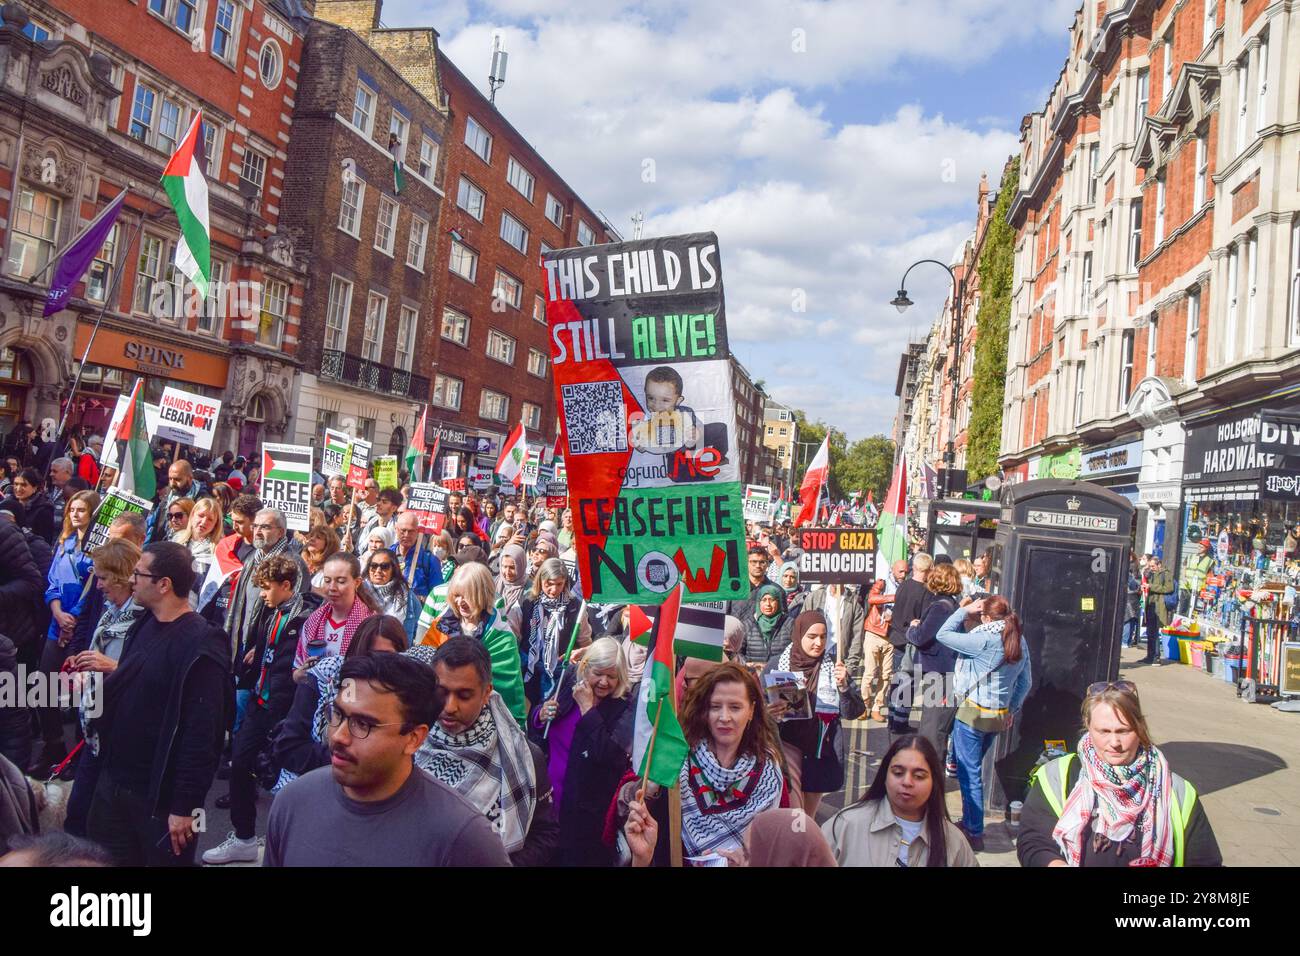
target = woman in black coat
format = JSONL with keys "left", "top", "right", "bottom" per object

{"left": 8, "top": 468, "right": 54, "bottom": 544}
{"left": 739, "top": 582, "right": 795, "bottom": 669}
{"left": 906, "top": 562, "right": 964, "bottom": 760}
{"left": 530, "top": 638, "right": 633, "bottom": 866}
{"left": 518, "top": 558, "right": 591, "bottom": 705}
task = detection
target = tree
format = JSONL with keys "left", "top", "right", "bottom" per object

{"left": 835, "top": 435, "right": 895, "bottom": 503}
{"left": 966, "top": 156, "right": 1019, "bottom": 481}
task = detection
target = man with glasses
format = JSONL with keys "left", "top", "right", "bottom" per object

{"left": 87, "top": 542, "right": 231, "bottom": 866}
{"left": 393, "top": 510, "right": 442, "bottom": 603}
{"left": 263, "top": 652, "right": 508, "bottom": 866}
{"left": 147, "top": 460, "right": 207, "bottom": 543}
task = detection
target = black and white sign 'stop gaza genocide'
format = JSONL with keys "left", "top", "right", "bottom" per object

{"left": 797, "top": 528, "right": 877, "bottom": 586}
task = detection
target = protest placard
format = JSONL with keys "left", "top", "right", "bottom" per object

{"left": 546, "top": 495, "right": 568, "bottom": 509}
{"left": 521, "top": 445, "right": 541, "bottom": 488}
{"left": 346, "top": 437, "right": 372, "bottom": 491}
{"left": 467, "top": 465, "right": 495, "bottom": 491}
{"left": 743, "top": 484, "right": 775, "bottom": 522}
{"left": 545, "top": 480, "right": 568, "bottom": 498}
{"left": 441, "top": 454, "right": 460, "bottom": 481}
{"left": 373, "top": 456, "right": 399, "bottom": 490}
{"left": 796, "top": 527, "right": 877, "bottom": 586}
{"left": 261, "top": 443, "right": 313, "bottom": 531}
{"left": 406, "top": 482, "right": 448, "bottom": 534}
{"left": 155, "top": 386, "right": 221, "bottom": 450}
{"left": 87, "top": 486, "right": 153, "bottom": 551}
{"left": 544, "top": 232, "right": 746, "bottom": 604}
{"left": 444, "top": 477, "right": 466, "bottom": 493}
{"left": 321, "top": 428, "right": 350, "bottom": 478}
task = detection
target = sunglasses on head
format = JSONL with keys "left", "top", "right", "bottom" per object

{"left": 1086, "top": 680, "right": 1137, "bottom": 697}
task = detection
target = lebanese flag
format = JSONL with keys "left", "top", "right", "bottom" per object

{"left": 161, "top": 114, "right": 211, "bottom": 297}
{"left": 876, "top": 451, "right": 909, "bottom": 565}
{"left": 115, "top": 378, "right": 156, "bottom": 500}
{"left": 495, "top": 422, "right": 528, "bottom": 488}
{"left": 631, "top": 585, "right": 689, "bottom": 788}
{"left": 196, "top": 532, "right": 245, "bottom": 611}
{"left": 794, "top": 435, "right": 829, "bottom": 527}
{"left": 405, "top": 405, "right": 428, "bottom": 480}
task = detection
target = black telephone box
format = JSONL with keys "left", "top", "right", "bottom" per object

{"left": 985, "top": 479, "right": 1134, "bottom": 808}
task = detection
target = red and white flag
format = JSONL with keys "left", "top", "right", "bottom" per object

{"left": 794, "top": 436, "right": 829, "bottom": 527}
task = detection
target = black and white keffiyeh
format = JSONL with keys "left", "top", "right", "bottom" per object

{"left": 525, "top": 595, "right": 569, "bottom": 682}
{"left": 679, "top": 742, "right": 783, "bottom": 857}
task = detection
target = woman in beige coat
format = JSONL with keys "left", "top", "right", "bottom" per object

{"left": 821, "top": 734, "right": 978, "bottom": 867}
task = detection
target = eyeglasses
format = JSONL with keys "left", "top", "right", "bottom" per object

{"left": 369, "top": 562, "right": 395, "bottom": 572}
{"left": 327, "top": 703, "right": 402, "bottom": 739}
{"left": 130, "top": 570, "right": 162, "bottom": 580}
{"left": 1086, "top": 680, "right": 1137, "bottom": 697}
{"left": 168, "top": 511, "right": 187, "bottom": 521}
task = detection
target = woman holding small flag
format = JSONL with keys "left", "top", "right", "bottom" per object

{"left": 518, "top": 557, "right": 591, "bottom": 706}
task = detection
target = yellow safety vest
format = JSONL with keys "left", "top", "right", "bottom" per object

{"left": 1030, "top": 754, "right": 1197, "bottom": 867}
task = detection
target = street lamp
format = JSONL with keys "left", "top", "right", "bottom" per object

{"left": 891, "top": 258, "right": 964, "bottom": 499}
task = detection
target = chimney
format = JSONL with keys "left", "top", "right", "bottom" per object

{"left": 314, "top": 0, "right": 382, "bottom": 36}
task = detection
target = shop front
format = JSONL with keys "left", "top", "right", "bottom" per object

{"left": 1127, "top": 376, "right": 1186, "bottom": 564}
{"left": 1080, "top": 436, "right": 1144, "bottom": 552}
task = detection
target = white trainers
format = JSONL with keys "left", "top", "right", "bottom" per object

{"left": 201, "top": 832, "right": 260, "bottom": 865}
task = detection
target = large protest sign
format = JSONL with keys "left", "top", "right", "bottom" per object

{"left": 467, "top": 465, "right": 495, "bottom": 491}
{"left": 407, "top": 482, "right": 448, "bottom": 534}
{"left": 321, "top": 428, "right": 351, "bottom": 478}
{"left": 346, "top": 437, "right": 372, "bottom": 491}
{"left": 743, "top": 484, "right": 775, "bottom": 522}
{"left": 797, "top": 527, "right": 877, "bottom": 586}
{"left": 261, "top": 443, "right": 313, "bottom": 531}
{"left": 155, "top": 386, "right": 221, "bottom": 450}
{"left": 87, "top": 487, "right": 152, "bottom": 551}
{"left": 544, "top": 232, "right": 746, "bottom": 604}
{"left": 521, "top": 445, "right": 542, "bottom": 488}
{"left": 373, "top": 456, "right": 399, "bottom": 490}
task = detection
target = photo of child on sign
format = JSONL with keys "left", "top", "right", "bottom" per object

{"left": 625, "top": 364, "right": 730, "bottom": 486}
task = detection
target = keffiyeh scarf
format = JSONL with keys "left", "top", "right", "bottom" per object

{"left": 368, "top": 578, "right": 407, "bottom": 619}
{"left": 679, "top": 742, "right": 783, "bottom": 857}
{"left": 526, "top": 595, "right": 569, "bottom": 683}
{"left": 1052, "top": 735, "right": 1176, "bottom": 867}
{"left": 298, "top": 598, "right": 373, "bottom": 665}
{"left": 417, "top": 689, "right": 537, "bottom": 854}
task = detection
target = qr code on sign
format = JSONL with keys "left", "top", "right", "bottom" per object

{"left": 562, "top": 381, "right": 628, "bottom": 455}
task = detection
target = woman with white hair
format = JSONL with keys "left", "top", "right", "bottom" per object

{"left": 519, "top": 557, "right": 591, "bottom": 705}
{"left": 360, "top": 525, "right": 397, "bottom": 570}
{"left": 532, "top": 636, "right": 633, "bottom": 866}
{"left": 415, "top": 560, "right": 526, "bottom": 727}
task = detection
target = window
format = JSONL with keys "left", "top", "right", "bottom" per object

{"left": 464, "top": 115, "right": 492, "bottom": 163}
{"left": 486, "top": 329, "right": 516, "bottom": 366}
{"left": 1128, "top": 198, "right": 1143, "bottom": 269}
{"left": 259, "top": 279, "right": 288, "bottom": 348}
{"left": 441, "top": 306, "right": 469, "bottom": 346}
{"left": 479, "top": 388, "right": 509, "bottom": 422}
{"left": 506, "top": 157, "right": 535, "bottom": 201}
{"left": 1225, "top": 243, "right": 1240, "bottom": 362}
{"left": 86, "top": 223, "right": 120, "bottom": 303}
{"left": 388, "top": 111, "right": 409, "bottom": 160}
{"left": 356, "top": 417, "right": 375, "bottom": 442}
{"left": 1203, "top": 0, "right": 1215, "bottom": 47}
{"left": 1074, "top": 360, "right": 1087, "bottom": 427}
{"left": 577, "top": 219, "right": 595, "bottom": 247}
{"left": 212, "top": 0, "right": 237, "bottom": 62}
{"left": 433, "top": 374, "right": 463, "bottom": 410}
{"left": 1118, "top": 330, "right": 1135, "bottom": 405}
{"left": 522, "top": 402, "right": 542, "bottom": 431}
{"left": 362, "top": 292, "right": 387, "bottom": 362}
{"left": 407, "top": 216, "right": 428, "bottom": 271}
{"left": 240, "top": 149, "right": 267, "bottom": 195}
{"left": 1162, "top": 30, "right": 1174, "bottom": 103}
{"left": 338, "top": 177, "right": 364, "bottom": 237}
{"left": 418, "top": 137, "right": 438, "bottom": 179}
{"left": 395, "top": 305, "right": 417, "bottom": 372}
{"left": 527, "top": 348, "right": 547, "bottom": 378}
{"left": 202, "top": 121, "right": 222, "bottom": 177}
{"left": 19, "top": 18, "right": 51, "bottom": 42}
{"left": 259, "top": 39, "right": 283, "bottom": 90}
{"left": 1133, "top": 69, "right": 1149, "bottom": 139}
{"left": 1291, "top": 221, "right": 1300, "bottom": 345}
{"left": 456, "top": 177, "right": 485, "bottom": 220}
{"left": 1146, "top": 313, "right": 1158, "bottom": 378}
{"left": 148, "top": 0, "right": 167, "bottom": 16}
{"left": 325, "top": 276, "right": 352, "bottom": 351}
{"left": 1246, "top": 230, "right": 1258, "bottom": 356}
{"left": 352, "top": 82, "right": 375, "bottom": 135}
{"left": 132, "top": 234, "right": 168, "bottom": 313}
{"left": 1186, "top": 287, "right": 1201, "bottom": 380}
{"left": 129, "top": 85, "right": 155, "bottom": 142}
{"left": 545, "top": 193, "right": 564, "bottom": 228}
{"left": 500, "top": 212, "right": 528, "bottom": 254}
{"left": 492, "top": 270, "right": 522, "bottom": 309}
{"left": 1256, "top": 35, "right": 1268, "bottom": 133}
{"left": 374, "top": 195, "right": 397, "bottom": 255}
{"left": 172, "top": 0, "right": 198, "bottom": 33}
{"left": 1086, "top": 143, "right": 1099, "bottom": 204}
{"left": 1194, "top": 132, "right": 1208, "bottom": 209}
{"left": 158, "top": 99, "right": 182, "bottom": 155}
{"left": 5, "top": 186, "right": 61, "bottom": 282}
{"left": 1236, "top": 54, "right": 1250, "bottom": 153}
{"left": 1153, "top": 175, "right": 1165, "bottom": 246}
{"left": 533, "top": 295, "right": 546, "bottom": 324}
{"left": 199, "top": 259, "right": 225, "bottom": 335}
{"left": 449, "top": 240, "right": 478, "bottom": 282}
{"left": 1080, "top": 251, "right": 1092, "bottom": 309}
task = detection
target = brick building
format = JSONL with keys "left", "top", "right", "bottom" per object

{"left": 762, "top": 399, "right": 797, "bottom": 491}
{"left": 280, "top": 3, "right": 449, "bottom": 457}
{"left": 0, "top": 0, "right": 311, "bottom": 457}
{"left": 730, "top": 356, "right": 765, "bottom": 487}
{"left": 1002, "top": 0, "right": 1300, "bottom": 563}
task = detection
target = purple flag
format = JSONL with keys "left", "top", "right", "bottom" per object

{"left": 43, "top": 188, "right": 127, "bottom": 317}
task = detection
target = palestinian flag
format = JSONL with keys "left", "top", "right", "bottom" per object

{"left": 196, "top": 531, "right": 245, "bottom": 611}
{"left": 161, "top": 113, "right": 211, "bottom": 298}
{"left": 406, "top": 405, "right": 428, "bottom": 481}
{"left": 876, "top": 451, "right": 909, "bottom": 566}
{"left": 631, "top": 601, "right": 725, "bottom": 662}
{"left": 495, "top": 421, "right": 527, "bottom": 488}
{"left": 631, "top": 584, "right": 689, "bottom": 788}
{"left": 263, "top": 444, "right": 312, "bottom": 483}
{"left": 115, "top": 378, "right": 156, "bottom": 499}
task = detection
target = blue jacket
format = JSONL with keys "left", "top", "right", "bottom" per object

{"left": 935, "top": 607, "right": 1032, "bottom": 712}
{"left": 392, "top": 539, "right": 443, "bottom": 602}
{"left": 44, "top": 535, "right": 95, "bottom": 641}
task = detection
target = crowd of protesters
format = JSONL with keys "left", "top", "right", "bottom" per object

{"left": 0, "top": 421, "right": 1220, "bottom": 868}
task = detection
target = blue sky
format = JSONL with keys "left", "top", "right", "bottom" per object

{"left": 380, "top": 0, "right": 1076, "bottom": 440}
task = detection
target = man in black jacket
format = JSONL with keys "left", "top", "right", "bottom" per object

{"left": 204, "top": 556, "right": 319, "bottom": 864}
{"left": 886, "top": 553, "right": 934, "bottom": 735}
{"left": 87, "top": 542, "right": 232, "bottom": 866}
{"left": 0, "top": 502, "right": 45, "bottom": 660}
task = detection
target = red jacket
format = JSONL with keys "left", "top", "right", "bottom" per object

{"left": 864, "top": 578, "right": 894, "bottom": 637}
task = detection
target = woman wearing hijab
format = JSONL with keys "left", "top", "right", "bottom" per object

{"left": 360, "top": 525, "right": 397, "bottom": 570}
{"left": 1017, "top": 682, "right": 1221, "bottom": 867}
{"left": 778, "top": 561, "right": 806, "bottom": 614}
{"left": 527, "top": 535, "right": 558, "bottom": 578}
{"left": 496, "top": 543, "right": 528, "bottom": 633}
{"left": 623, "top": 662, "right": 784, "bottom": 866}
{"left": 518, "top": 558, "right": 591, "bottom": 706}
{"left": 769, "top": 610, "right": 866, "bottom": 817}
{"left": 822, "top": 734, "right": 978, "bottom": 867}
{"left": 739, "top": 582, "right": 794, "bottom": 669}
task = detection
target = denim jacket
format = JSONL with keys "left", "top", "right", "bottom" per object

{"left": 44, "top": 535, "right": 94, "bottom": 641}
{"left": 935, "top": 607, "right": 1032, "bottom": 712}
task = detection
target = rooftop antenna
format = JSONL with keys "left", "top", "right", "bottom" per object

{"left": 489, "top": 34, "right": 508, "bottom": 104}
{"left": 630, "top": 210, "right": 644, "bottom": 240}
